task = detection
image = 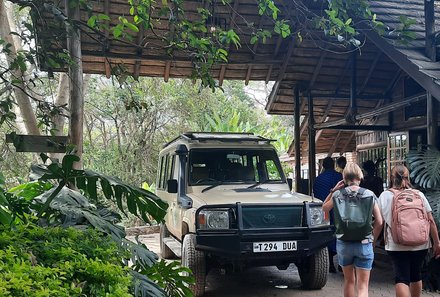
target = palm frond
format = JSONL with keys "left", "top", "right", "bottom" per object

{"left": 30, "top": 154, "right": 168, "bottom": 224}
{"left": 407, "top": 146, "right": 440, "bottom": 189}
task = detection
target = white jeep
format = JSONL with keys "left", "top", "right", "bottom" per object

{"left": 156, "top": 132, "right": 333, "bottom": 296}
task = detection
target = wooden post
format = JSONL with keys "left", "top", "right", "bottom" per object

{"left": 350, "top": 50, "right": 357, "bottom": 118}
{"left": 424, "top": 0, "right": 436, "bottom": 61}
{"left": 294, "top": 86, "right": 301, "bottom": 192}
{"left": 66, "top": 0, "right": 84, "bottom": 168}
{"left": 427, "top": 93, "right": 438, "bottom": 146}
{"left": 308, "top": 91, "right": 316, "bottom": 195}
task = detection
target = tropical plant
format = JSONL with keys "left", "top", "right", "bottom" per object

{"left": 0, "top": 153, "right": 194, "bottom": 296}
{"left": 407, "top": 145, "right": 440, "bottom": 292}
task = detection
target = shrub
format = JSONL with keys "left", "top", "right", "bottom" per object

{"left": 0, "top": 225, "right": 132, "bottom": 297}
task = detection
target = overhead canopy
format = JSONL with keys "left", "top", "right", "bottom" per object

{"left": 33, "top": 0, "right": 440, "bottom": 156}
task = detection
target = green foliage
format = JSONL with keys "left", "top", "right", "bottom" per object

{"left": 144, "top": 260, "right": 194, "bottom": 297}
{"left": 0, "top": 153, "right": 193, "bottom": 296}
{"left": 407, "top": 146, "right": 440, "bottom": 189}
{"left": 395, "top": 15, "right": 417, "bottom": 45}
{"left": 0, "top": 225, "right": 133, "bottom": 297}
{"left": 30, "top": 153, "right": 167, "bottom": 225}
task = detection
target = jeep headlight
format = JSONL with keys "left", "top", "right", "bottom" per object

{"left": 309, "top": 206, "right": 328, "bottom": 226}
{"left": 199, "top": 209, "right": 230, "bottom": 230}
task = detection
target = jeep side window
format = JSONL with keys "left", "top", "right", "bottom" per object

{"left": 265, "top": 159, "right": 281, "bottom": 180}
{"left": 158, "top": 156, "right": 166, "bottom": 190}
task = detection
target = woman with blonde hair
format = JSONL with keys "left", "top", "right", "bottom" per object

{"left": 323, "top": 163, "right": 383, "bottom": 297}
{"left": 377, "top": 165, "right": 440, "bottom": 297}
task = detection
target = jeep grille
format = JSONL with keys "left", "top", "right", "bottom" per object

{"left": 241, "top": 206, "right": 303, "bottom": 229}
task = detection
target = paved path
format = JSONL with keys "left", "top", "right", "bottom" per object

{"left": 135, "top": 233, "right": 440, "bottom": 297}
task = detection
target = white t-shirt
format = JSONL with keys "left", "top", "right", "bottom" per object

{"left": 377, "top": 189, "right": 432, "bottom": 251}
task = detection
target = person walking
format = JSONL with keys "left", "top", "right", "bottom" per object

{"left": 377, "top": 165, "right": 440, "bottom": 297}
{"left": 313, "top": 156, "right": 342, "bottom": 272}
{"left": 323, "top": 163, "right": 383, "bottom": 297}
{"left": 360, "top": 160, "right": 384, "bottom": 198}
{"left": 336, "top": 156, "right": 347, "bottom": 173}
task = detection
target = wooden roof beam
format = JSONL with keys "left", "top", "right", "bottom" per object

{"left": 265, "top": 39, "right": 296, "bottom": 111}
{"left": 383, "top": 69, "right": 402, "bottom": 96}
{"left": 245, "top": 15, "right": 266, "bottom": 85}
{"left": 327, "top": 131, "right": 342, "bottom": 156}
{"left": 104, "top": 0, "right": 111, "bottom": 78}
{"left": 265, "top": 36, "right": 283, "bottom": 84}
{"left": 219, "top": 0, "right": 240, "bottom": 86}
{"left": 314, "top": 93, "right": 426, "bottom": 130}
{"left": 133, "top": 26, "right": 145, "bottom": 80}
{"left": 164, "top": 61, "right": 171, "bottom": 82}
{"left": 334, "top": 58, "right": 351, "bottom": 95}
{"left": 341, "top": 133, "right": 355, "bottom": 153}
{"left": 358, "top": 52, "right": 381, "bottom": 95}
{"left": 307, "top": 49, "right": 328, "bottom": 91}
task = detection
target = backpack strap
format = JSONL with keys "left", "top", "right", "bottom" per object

{"left": 356, "top": 187, "right": 366, "bottom": 198}
{"left": 339, "top": 187, "right": 348, "bottom": 197}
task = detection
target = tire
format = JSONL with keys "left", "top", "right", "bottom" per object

{"left": 181, "top": 234, "right": 206, "bottom": 297}
{"left": 160, "top": 223, "right": 175, "bottom": 259}
{"left": 297, "top": 247, "right": 328, "bottom": 290}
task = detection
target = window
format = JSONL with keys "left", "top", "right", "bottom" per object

{"left": 157, "top": 154, "right": 175, "bottom": 190}
{"left": 388, "top": 132, "right": 408, "bottom": 183}
{"left": 188, "top": 149, "right": 284, "bottom": 185}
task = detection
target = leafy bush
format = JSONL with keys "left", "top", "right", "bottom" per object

{"left": 0, "top": 154, "right": 194, "bottom": 297}
{"left": 0, "top": 225, "right": 132, "bottom": 297}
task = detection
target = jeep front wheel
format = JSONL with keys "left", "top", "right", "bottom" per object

{"left": 297, "top": 247, "right": 328, "bottom": 290}
{"left": 160, "top": 224, "right": 175, "bottom": 259}
{"left": 181, "top": 234, "right": 206, "bottom": 297}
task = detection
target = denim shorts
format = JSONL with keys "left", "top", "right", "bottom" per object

{"left": 336, "top": 239, "right": 374, "bottom": 270}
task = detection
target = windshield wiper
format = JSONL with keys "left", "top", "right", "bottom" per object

{"left": 202, "top": 181, "right": 223, "bottom": 193}
{"left": 247, "top": 180, "right": 270, "bottom": 189}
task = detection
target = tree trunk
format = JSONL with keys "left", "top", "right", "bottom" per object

{"left": 52, "top": 73, "right": 69, "bottom": 136}
{"left": 0, "top": 0, "right": 40, "bottom": 135}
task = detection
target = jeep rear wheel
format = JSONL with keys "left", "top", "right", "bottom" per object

{"left": 182, "top": 234, "right": 206, "bottom": 297}
{"left": 160, "top": 224, "right": 175, "bottom": 259}
{"left": 297, "top": 247, "right": 328, "bottom": 290}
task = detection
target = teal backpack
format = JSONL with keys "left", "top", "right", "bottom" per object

{"left": 333, "top": 188, "right": 374, "bottom": 241}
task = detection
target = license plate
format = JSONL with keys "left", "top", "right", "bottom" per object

{"left": 253, "top": 241, "right": 297, "bottom": 253}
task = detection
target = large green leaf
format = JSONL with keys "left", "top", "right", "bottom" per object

{"left": 30, "top": 154, "right": 168, "bottom": 224}
{"left": 34, "top": 187, "right": 126, "bottom": 240}
{"left": 407, "top": 146, "right": 440, "bottom": 189}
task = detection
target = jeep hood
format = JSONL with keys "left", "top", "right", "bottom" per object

{"left": 189, "top": 185, "right": 316, "bottom": 206}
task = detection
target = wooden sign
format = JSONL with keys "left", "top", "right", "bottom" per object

{"left": 6, "top": 133, "right": 68, "bottom": 153}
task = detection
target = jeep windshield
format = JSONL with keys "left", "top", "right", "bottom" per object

{"left": 188, "top": 148, "right": 285, "bottom": 186}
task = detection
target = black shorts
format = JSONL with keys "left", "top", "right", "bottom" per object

{"left": 387, "top": 249, "right": 428, "bottom": 285}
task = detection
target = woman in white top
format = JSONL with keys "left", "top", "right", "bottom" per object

{"left": 377, "top": 165, "right": 440, "bottom": 297}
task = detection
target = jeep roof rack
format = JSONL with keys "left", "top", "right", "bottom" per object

{"left": 163, "top": 132, "right": 276, "bottom": 148}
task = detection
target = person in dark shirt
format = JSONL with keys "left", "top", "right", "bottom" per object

{"left": 336, "top": 156, "right": 347, "bottom": 173}
{"left": 313, "top": 156, "right": 342, "bottom": 273}
{"left": 360, "top": 160, "right": 384, "bottom": 198}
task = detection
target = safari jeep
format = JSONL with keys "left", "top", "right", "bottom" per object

{"left": 156, "top": 132, "right": 334, "bottom": 296}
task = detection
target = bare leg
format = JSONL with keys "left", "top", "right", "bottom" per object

{"left": 355, "top": 267, "right": 371, "bottom": 297}
{"left": 342, "top": 265, "right": 356, "bottom": 297}
{"left": 395, "top": 283, "right": 411, "bottom": 297}
{"left": 409, "top": 281, "right": 422, "bottom": 297}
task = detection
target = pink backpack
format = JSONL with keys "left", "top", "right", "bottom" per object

{"left": 389, "top": 189, "right": 430, "bottom": 246}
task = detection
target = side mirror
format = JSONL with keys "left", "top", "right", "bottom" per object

{"left": 167, "top": 179, "right": 178, "bottom": 193}
{"left": 287, "top": 178, "right": 293, "bottom": 192}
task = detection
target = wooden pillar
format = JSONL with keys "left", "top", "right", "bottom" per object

{"left": 308, "top": 91, "right": 316, "bottom": 195}
{"left": 425, "top": 0, "right": 436, "bottom": 61}
{"left": 425, "top": 0, "right": 437, "bottom": 147}
{"left": 350, "top": 50, "right": 357, "bottom": 116}
{"left": 294, "top": 86, "right": 301, "bottom": 192}
{"left": 427, "top": 93, "right": 438, "bottom": 146}
{"left": 66, "top": 0, "right": 84, "bottom": 168}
